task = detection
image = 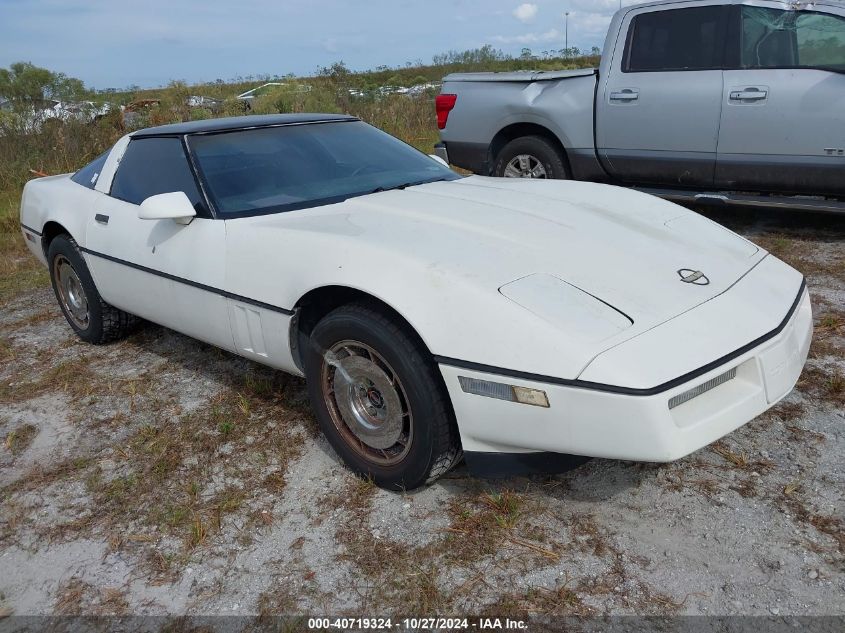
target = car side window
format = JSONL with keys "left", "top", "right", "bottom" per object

{"left": 70, "top": 150, "right": 110, "bottom": 190}
{"left": 110, "top": 137, "right": 206, "bottom": 213}
{"left": 740, "top": 6, "right": 845, "bottom": 70}
{"left": 624, "top": 6, "right": 727, "bottom": 72}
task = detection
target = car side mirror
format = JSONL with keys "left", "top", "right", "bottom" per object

{"left": 429, "top": 154, "right": 449, "bottom": 168}
{"left": 138, "top": 192, "right": 197, "bottom": 225}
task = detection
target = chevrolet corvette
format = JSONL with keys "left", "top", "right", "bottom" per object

{"left": 19, "top": 114, "right": 812, "bottom": 489}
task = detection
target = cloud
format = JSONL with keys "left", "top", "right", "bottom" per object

{"left": 512, "top": 3, "right": 538, "bottom": 23}
{"left": 567, "top": 11, "right": 614, "bottom": 39}
{"left": 492, "top": 28, "right": 561, "bottom": 45}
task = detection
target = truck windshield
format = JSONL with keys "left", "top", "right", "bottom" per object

{"left": 188, "top": 120, "right": 459, "bottom": 216}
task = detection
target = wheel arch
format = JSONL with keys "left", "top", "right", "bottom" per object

{"left": 40, "top": 220, "right": 74, "bottom": 257}
{"left": 489, "top": 122, "right": 571, "bottom": 176}
{"left": 290, "top": 285, "right": 434, "bottom": 374}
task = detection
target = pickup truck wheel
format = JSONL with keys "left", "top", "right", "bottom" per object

{"left": 47, "top": 235, "right": 140, "bottom": 344}
{"left": 494, "top": 136, "right": 568, "bottom": 180}
{"left": 303, "top": 302, "right": 462, "bottom": 490}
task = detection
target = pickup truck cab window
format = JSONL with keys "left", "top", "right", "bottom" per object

{"left": 110, "top": 136, "right": 206, "bottom": 214}
{"left": 740, "top": 6, "right": 845, "bottom": 70}
{"left": 624, "top": 6, "right": 727, "bottom": 72}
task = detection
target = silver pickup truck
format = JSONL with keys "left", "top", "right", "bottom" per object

{"left": 435, "top": 0, "right": 845, "bottom": 212}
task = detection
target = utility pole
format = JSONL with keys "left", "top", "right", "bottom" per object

{"left": 565, "top": 12, "right": 570, "bottom": 55}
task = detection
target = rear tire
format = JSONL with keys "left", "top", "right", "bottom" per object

{"left": 493, "top": 135, "right": 568, "bottom": 180}
{"left": 303, "top": 302, "right": 462, "bottom": 490}
{"left": 47, "top": 235, "right": 139, "bottom": 344}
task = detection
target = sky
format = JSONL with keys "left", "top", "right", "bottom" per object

{"left": 0, "top": 0, "right": 648, "bottom": 90}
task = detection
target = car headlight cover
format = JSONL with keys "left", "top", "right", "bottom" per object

{"left": 499, "top": 273, "right": 633, "bottom": 343}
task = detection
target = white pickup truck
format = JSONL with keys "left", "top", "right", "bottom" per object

{"left": 435, "top": 0, "right": 845, "bottom": 212}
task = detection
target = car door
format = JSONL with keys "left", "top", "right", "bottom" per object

{"left": 597, "top": 3, "right": 728, "bottom": 187}
{"left": 84, "top": 135, "right": 235, "bottom": 351}
{"left": 716, "top": 2, "right": 845, "bottom": 195}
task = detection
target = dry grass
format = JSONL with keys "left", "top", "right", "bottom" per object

{"left": 1, "top": 356, "right": 311, "bottom": 566}
{"left": 54, "top": 579, "right": 130, "bottom": 616}
{"left": 711, "top": 442, "right": 750, "bottom": 468}
{"left": 710, "top": 440, "right": 774, "bottom": 475}
{"left": 54, "top": 579, "right": 89, "bottom": 615}
{"left": 322, "top": 478, "right": 449, "bottom": 613}
{"left": 779, "top": 493, "right": 845, "bottom": 556}
{"left": 798, "top": 365, "right": 845, "bottom": 407}
{"left": 4, "top": 423, "right": 37, "bottom": 456}
{"left": 754, "top": 234, "right": 845, "bottom": 283}
{"left": 443, "top": 489, "right": 530, "bottom": 563}
{"left": 495, "top": 578, "right": 596, "bottom": 617}
{"left": 766, "top": 400, "right": 807, "bottom": 422}
{"left": 83, "top": 378, "right": 307, "bottom": 549}
{"left": 0, "top": 202, "right": 49, "bottom": 307}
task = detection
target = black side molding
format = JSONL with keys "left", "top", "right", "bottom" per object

{"left": 464, "top": 451, "right": 592, "bottom": 478}
{"left": 436, "top": 278, "right": 806, "bottom": 397}
{"left": 78, "top": 247, "right": 294, "bottom": 316}
{"left": 20, "top": 223, "right": 42, "bottom": 237}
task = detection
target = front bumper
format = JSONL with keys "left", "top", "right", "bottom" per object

{"left": 439, "top": 287, "right": 812, "bottom": 463}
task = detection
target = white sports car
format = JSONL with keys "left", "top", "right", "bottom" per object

{"left": 19, "top": 114, "right": 812, "bottom": 489}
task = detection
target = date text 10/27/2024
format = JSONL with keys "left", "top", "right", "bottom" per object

{"left": 307, "top": 617, "right": 528, "bottom": 630}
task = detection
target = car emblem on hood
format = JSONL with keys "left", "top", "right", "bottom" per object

{"left": 678, "top": 269, "right": 709, "bottom": 285}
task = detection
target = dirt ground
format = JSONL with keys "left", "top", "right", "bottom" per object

{"left": 1, "top": 206, "right": 843, "bottom": 618}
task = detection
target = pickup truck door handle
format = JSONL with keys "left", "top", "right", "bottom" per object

{"left": 95, "top": 214, "right": 109, "bottom": 225}
{"left": 729, "top": 88, "right": 768, "bottom": 101}
{"left": 610, "top": 89, "right": 639, "bottom": 102}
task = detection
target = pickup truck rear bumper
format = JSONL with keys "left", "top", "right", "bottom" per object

{"left": 435, "top": 141, "right": 489, "bottom": 174}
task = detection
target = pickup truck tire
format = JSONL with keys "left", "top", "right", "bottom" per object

{"left": 493, "top": 136, "right": 569, "bottom": 180}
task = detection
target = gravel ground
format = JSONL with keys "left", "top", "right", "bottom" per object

{"left": 0, "top": 206, "right": 843, "bottom": 618}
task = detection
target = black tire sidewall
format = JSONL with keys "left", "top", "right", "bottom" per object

{"left": 494, "top": 136, "right": 568, "bottom": 179}
{"left": 303, "top": 308, "right": 443, "bottom": 490}
{"left": 47, "top": 236, "right": 106, "bottom": 344}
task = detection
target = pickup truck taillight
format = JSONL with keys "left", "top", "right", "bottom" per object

{"left": 435, "top": 94, "right": 457, "bottom": 130}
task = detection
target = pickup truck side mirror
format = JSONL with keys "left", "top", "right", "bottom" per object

{"left": 429, "top": 154, "right": 449, "bottom": 168}
{"left": 138, "top": 192, "right": 197, "bottom": 225}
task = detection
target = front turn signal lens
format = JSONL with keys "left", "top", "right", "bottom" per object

{"left": 458, "top": 376, "right": 550, "bottom": 408}
{"left": 512, "top": 386, "right": 550, "bottom": 408}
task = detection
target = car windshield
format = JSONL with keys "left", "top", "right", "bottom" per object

{"left": 187, "top": 120, "right": 460, "bottom": 216}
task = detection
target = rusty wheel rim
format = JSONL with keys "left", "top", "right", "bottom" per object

{"left": 320, "top": 340, "right": 413, "bottom": 466}
{"left": 53, "top": 254, "right": 89, "bottom": 329}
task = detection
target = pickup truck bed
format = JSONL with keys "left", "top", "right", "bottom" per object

{"left": 435, "top": 0, "right": 845, "bottom": 213}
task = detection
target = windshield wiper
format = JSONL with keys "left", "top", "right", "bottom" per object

{"left": 369, "top": 177, "right": 453, "bottom": 195}
{"left": 370, "top": 182, "right": 418, "bottom": 194}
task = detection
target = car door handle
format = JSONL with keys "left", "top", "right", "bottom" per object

{"left": 730, "top": 89, "right": 768, "bottom": 101}
{"left": 95, "top": 214, "right": 109, "bottom": 225}
{"left": 610, "top": 89, "right": 639, "bottom": 101}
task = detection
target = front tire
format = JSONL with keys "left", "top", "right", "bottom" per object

{"left": 493, "top": 135, "right": 568, "bottom": 180}
{"left": 303, "top": 302, "right": 462, "bottom": 490}
{"left": 47, "top": 235, "right": 139, "bottom": 344}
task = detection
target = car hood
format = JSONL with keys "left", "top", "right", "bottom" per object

{"left": 232, "top": 176, "right": 765, "bottom": 376}
{"left": 334, "top": 176, "right": 762, "bottom": 325}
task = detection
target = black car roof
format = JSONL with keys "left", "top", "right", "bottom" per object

{"left": 131, "top": 113, "right": 359, "bottom": 137}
